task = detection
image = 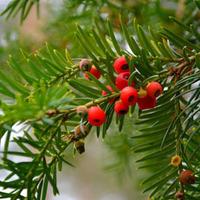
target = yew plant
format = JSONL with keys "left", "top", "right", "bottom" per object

{"left": 0, "top": 0, "right": 200, "bottom": 200}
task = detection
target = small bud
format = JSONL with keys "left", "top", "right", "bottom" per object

{"left": 171, "top": 155, "right": 181, "bottom": 167}
{"left": 46, "top": 109, "right": 58, "bottom": 117}
{"left": 79, "top": 59, "right": 92, "bottom": 71}
{"left": 74, "top": 125, "right": 89, "bottom": 139}
{"left": 76, "top": 105, "right": 88, "bottom": 116}
{"left": 75, "top": 140, "right": 85, "bottom": 154}
{"left": 175, "top": 191, "right": 184, "bottom": 200}
{"left": 180, "top": 170, "right": 195, "bottom": 185}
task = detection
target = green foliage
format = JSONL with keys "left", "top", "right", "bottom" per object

{"left": 38, "top": 0, "right": 186, "bottom": 55}
{"left": 75, "top": 16, "right": 200, "bottom": 199}
{"left": 0, "top": 1, "right": 200, "bottom": 200}
{"left": 1, "top": 0, "right": 40, "bottom": 22}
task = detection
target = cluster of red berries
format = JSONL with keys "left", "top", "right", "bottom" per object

{"left": 79, "top": 56, "right": 163, "bottom": 127}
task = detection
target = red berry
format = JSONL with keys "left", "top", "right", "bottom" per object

{"left": 113, "top": 56, "right": 129, "bottom": 74}
{"left": 115, "top": 72, "right": 135, "bottom": 90}
{"left": 87, "top": 106, "right": 106, "bottom": 126}
{"left": 146, "top": 81, "right": 163, "bottom": 98}
{"left": 84, "top": 65, "right": 101, "bottom": 79}
{"left": 102, "top": 85, "right": 115, "bottom": 103}
{"left": 120, "top": 86, "right": 138, "bottom": 106}
{"left": 137, "top": 95, "right": 156, "bottom": 110}
{"left": 114, "top": 100, "right": 129, "bottom": 115}
{"left": 180, "top": 170, "right": 195, "bottom": 185}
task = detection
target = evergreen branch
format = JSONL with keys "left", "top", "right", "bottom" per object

{"left": 57, "top": 93, "right": 120, "bottom": 115}
{"left": 1, "top": 11, "right": 200, "bottom": 199}
{"left": 11, "top": 121, "right": 63, "bottom": 199}
{"left": 30, "top": 141, "right": 71, "bottom": 196}
{"left": 50, "top": 66, "right": 80, "bottom": 84}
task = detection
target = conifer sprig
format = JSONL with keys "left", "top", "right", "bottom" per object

{"left": 0, "top": 4, "right": 200, "bottom": 199}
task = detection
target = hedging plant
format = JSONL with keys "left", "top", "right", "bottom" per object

{"left": 0, "top": 1, "right": 200, "bottom": 200}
